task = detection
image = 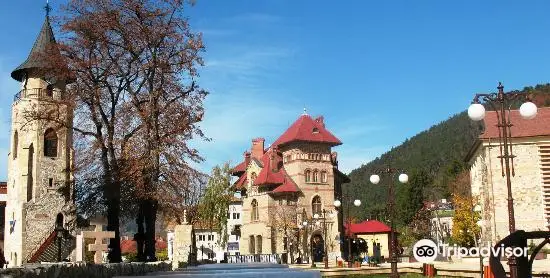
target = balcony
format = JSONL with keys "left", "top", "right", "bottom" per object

{"left": 14, "top": 88, "right": 62, "bottom": 102}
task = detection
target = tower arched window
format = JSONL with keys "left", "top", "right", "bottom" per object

{"left": 305, "top": 170, "right": 311, "bottom": 183}
{"left": 44, "top": 128, "right": 57, "bottom": 157}
{"left": 321, "top": 171, "right": 327, "bottom": 183}
{"left": 46, "top": 84, "right": 53, "bottom": 97}
{"left": 13, "top": 131, "right": 18, "bottom": 159}
{"left": 313, "top": 170, "right": 319, "bottom": 183}
{"left": 251, "top": 199, "right": 259, "bottom": 221}
{"left": 312, "top": 196, "right": 322, "bottom": 216}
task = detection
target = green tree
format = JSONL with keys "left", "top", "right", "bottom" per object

{"left": 398, "top": 170, "right": 431, "bottom": 225}
{"left": 199, "top": 163, "right": 232, "bottom": 249}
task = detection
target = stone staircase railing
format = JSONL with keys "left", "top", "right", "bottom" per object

{"left": 24, "top": 223, "right": 56, "bottom": 263}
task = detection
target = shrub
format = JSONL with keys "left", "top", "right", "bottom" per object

{"left": 156, "top": 249, "right": 168, "bottom": 261}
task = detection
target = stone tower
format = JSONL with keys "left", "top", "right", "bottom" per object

{"left": 4, "top": 9, "right": 75, "bottom": 266}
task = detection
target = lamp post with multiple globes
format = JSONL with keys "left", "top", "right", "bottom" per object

{"left": 333, "top": 198, "right": 361, "bottom": 267}
{"left": 468, "top": 82, "right": 538, "bottom": 278}
{"left": 369, "top": 168, "right": 408, "bottom": 278}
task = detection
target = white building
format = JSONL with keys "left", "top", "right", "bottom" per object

{"left": 194, "top": 225, "right": 225, "bottom": 262}
{"left": 226, "top": 195, "right": 243, "bottom": 256}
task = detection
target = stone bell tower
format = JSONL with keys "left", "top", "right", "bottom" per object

{"left": 4, "top": 6, "right": 75, "bottom": 266}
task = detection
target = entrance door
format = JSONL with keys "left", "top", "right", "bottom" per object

{"left": 311, "top": 234, "right": 325, "bottom": 262}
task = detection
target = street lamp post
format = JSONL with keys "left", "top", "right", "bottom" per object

{"left": 468, "top": 82, "right": 538, "bottom": 278}
{"left": 370, "top": 168, "right": 408, "bottom": 278}
{"left": 333, "top": 198, "right": 361, "bottom": 267}
{"left": 321, "top": 209, "right": 329, "bottom": 269}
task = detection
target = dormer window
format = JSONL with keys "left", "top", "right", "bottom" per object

{"left": 312, "top": 127, "right": 319, "bottom": 134}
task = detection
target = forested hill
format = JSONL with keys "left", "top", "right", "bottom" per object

{"left": 345, "top": 83, "right": 550, "bottom": 223}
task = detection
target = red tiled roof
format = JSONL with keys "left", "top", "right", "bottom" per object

{"left": 271, "top": 175, "right": 300, "bottom": 194}
{"left": 345, "top": 220, "right": 391, "bottom": 234}
{"left": 232, "top": 174, "right": 247, "bottom": 190}
{"left": 232, "top": 160, "right": 247, "bottom": 175}
{"left": 272, "top": 114, "right": 342, "bottom": 147}
{"left": 254, "top": 149, "right": 285, "bottom": 186}
{"left": 481, "top": 107, "right": 550, "bottom": 139}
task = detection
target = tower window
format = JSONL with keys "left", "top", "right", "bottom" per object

{"left": 312, "top": 196, "right": 322, "bottom": 216}
{"left": 313, "top": 170, "right": 319, "bottom": 183}
{"left": 44, "top": 128, "right": 58, "bottom": 157}
{"left": 46, "top": 85, "right": 53, "bottom": 97}
{"left": 13, "top": 131, "right": 18, "bottom": 159}
{"left": 321, "top": 171, "right": 327, "bottom": 183}
{"left": 251, "top": 199, "right": 259, "bottom": 221}
{"left": 305, "top": 170, "right": 311, "bottom": 183}
{"left": 48, "top": 178, "right": 53, "bottom": 187}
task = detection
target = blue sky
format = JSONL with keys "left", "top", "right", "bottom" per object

{"left": 1, "top": 1, "right": 550, "bottom": 178}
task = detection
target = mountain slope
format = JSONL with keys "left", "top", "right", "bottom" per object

{"left": 345, "top": 83, "right": 550, "bottom": 223}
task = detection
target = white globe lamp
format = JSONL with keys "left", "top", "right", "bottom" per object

{"left": 370, "top": 174, "right": 380, "bottom": 184}
{"left": 354, "top": 199, "right": 361, "bottom": 207}
{"left": 333, "top": 200, "right": 341, "bottom": 207}
{"left": 519, "top": 101, "right": 537, "bottom": 120}
{"left": 398, "top": 173, "right": 409, "bottom": 184}
{"left": 468, "top": 103, "right": 486, "bottom": 121}
{"left": 313, "top": 213, "right": 319, "bottom": 219}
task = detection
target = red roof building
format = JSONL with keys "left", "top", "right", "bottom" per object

{"left": 345, "top": 220, "right": 392, "bottom": 235}
{"left": 466, "top": 106, "right": 550, "bottom": 243}
{"left": 480, "top": 107, "right": 550, "bottom": 139}
{"left": 230, "top": 112, "right": 350, "bottom": 257}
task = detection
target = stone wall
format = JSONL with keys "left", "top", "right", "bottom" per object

{"left": 171, "top": 224, "right": 192, "bottom": 270}
{"left": 0, "top": 262, "right": 171, "bottom": 278}
{"left": 469, "top": 137, "right": 548, "bottom": 244}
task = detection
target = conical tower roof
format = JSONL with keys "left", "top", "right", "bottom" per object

{"left": 11, "top": 16, "right": 56, "bottom": 82}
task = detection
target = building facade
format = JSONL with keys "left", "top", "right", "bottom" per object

{"left": 466, "top": 108, "right": 550, "bottom": 244}
{"left": 4, "top": 12, "right": 75, "bottom": 266}
{"left": 226, "top": 196, "right": 243, "bottom": 255}
{"left": 231, "top": 113, "right": 349, "bottom": 262}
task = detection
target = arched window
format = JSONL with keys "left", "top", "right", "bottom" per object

{"left": 250, "top": 172, "right": 257, "bottom": 185}
{"left": 256, "top": 235, "right": 263, "bottom": 254}
{"left": 313, "top": 170, "right": 319, "bottom": 183}
{"left": 251, "top": 199, "right": 259, "bottom": 221}
{"left": 312, "top": 196, "right": 322, "bottom": 215}
{"left": 46, "top": 84, "right": 53, "bottom": 97}
{"left": 305, "top": 170, "right": 311, "bottom": 183}
{"left": 55, "top": 213, "right": 64, "bottom": 229}
{"left": 13, "top": 131, "right": 18, "bottom": 159}
{"left": 321, "top": 171, "right": 327, "bottom": 183}
{"left": 44, "top": 128, "right": 57, "bottom": 157}
{"left": 249, "top": 235, "right": 255, "bottom": 254}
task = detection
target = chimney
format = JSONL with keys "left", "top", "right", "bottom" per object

{"left": 270, "top": 146, "right": 278, "bottom": 172}
{"left": 315, "top": 116, "right": 325, "bottom": 128}
{"left": 251, "top": 138, "right": 265, "bottom": 159}
{"left": 244, "top": 151, "right": 251, "bottom": 168}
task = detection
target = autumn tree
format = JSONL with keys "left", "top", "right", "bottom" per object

{"left": 25, "top": 0, "right": 208, "bottom": 262}
{"left": 451, "top": 193, "right": 480, "bottom": 247}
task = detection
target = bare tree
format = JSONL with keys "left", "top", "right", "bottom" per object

{"left": 22, "top": 0, "right": 207, "bottom": 262}
{"left": 270, "top": 197, "right": 299, "bottom": 263}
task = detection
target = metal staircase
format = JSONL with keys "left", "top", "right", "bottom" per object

{"left": 26, "top": 227, "right": 76, "bottom": 263}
